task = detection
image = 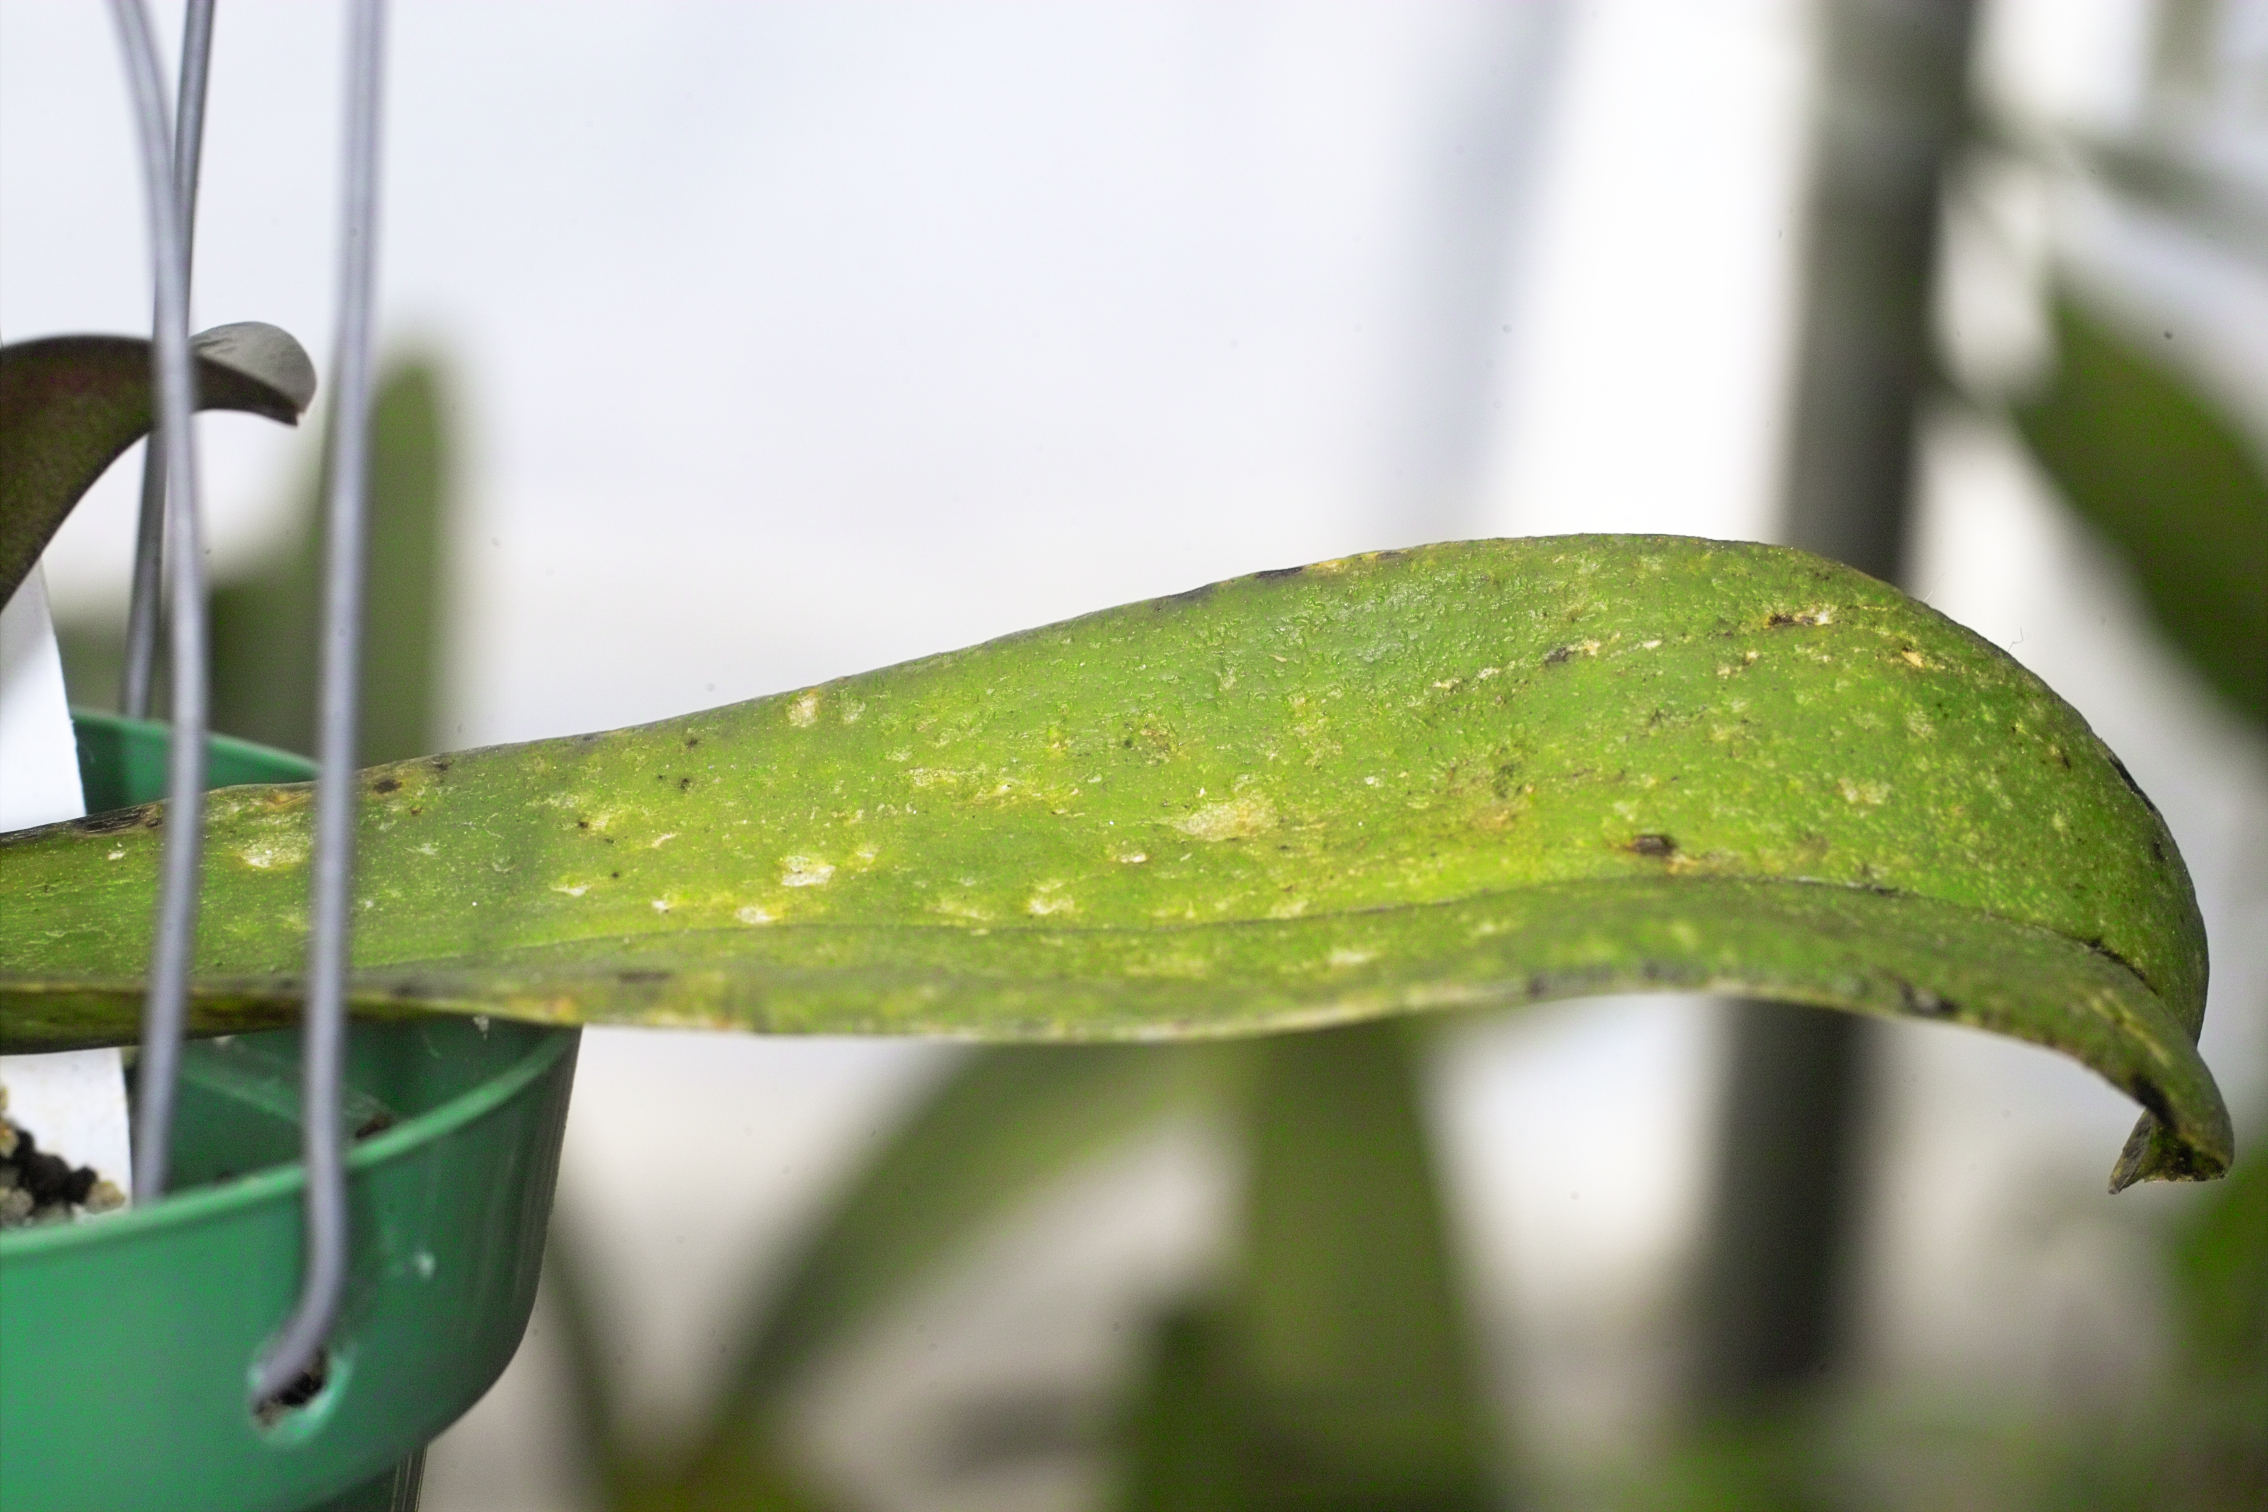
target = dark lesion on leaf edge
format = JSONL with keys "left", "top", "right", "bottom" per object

{"left": 69, "top": 809, "right": 146, "bottom": 835}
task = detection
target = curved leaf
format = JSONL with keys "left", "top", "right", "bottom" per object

{"left": 0, "top": 536, "right": 2229, "bottom": 1183}
{"left": 0, "top": 323, "right": 318, "bottom": 603}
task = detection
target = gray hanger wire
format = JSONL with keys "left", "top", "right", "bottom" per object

{"left": 109, "top": 0, "right": 389, "bottom": 1407}
{"left": 257, "top": 0, "right": 387, "bottom": 1404}
{"left": 110, "top": 0, "right": 212, "bottom": 1208}
{"left": 118, "top": 0, "right": 215, "bottom": 723}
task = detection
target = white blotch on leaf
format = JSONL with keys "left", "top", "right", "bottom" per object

{"left": 788, "top": 691, "right": 820, "bottom": 728}
{"left": 1172, "top": 793, "right": 1277, "bottom": 841}
{"left": 736, "top": 905, "right": 776, "bottom": 925}
{"left": 236, "top": 836, "right": 309, "bottom": 870}
{"left": 1327, "top": 947, "right": 1377, "bottom": 969}
{"left": 553, "top": 883, "right": 589, "bottom": 898}
{"left": 781, "top": 855, "right": 835, "bottom": 888}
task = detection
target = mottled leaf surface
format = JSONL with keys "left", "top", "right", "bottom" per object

{"left": 0, "top": 324, "right": 317, "bottom": 603}
{"left": 0, "top": 537, "right": 2228, "bottom": 1182}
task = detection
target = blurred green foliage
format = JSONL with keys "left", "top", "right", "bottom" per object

{"left": 552, "top": 1021, "right": 1504, "bottom": 1511}
{"left": 1116, "top": 1022, "right": 1496, "bottom": 1512}
{"left": 57, "top": 355, "right": 452, "bottom": 766}
{"left": 2013, "top": 296, "right": 2268, "bottom": 728}
{"left": 209, "top": 358, "right": 452, "bottom": 763}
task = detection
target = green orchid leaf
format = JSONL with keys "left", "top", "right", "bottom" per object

{"left": 0, "top": 536, "right": 2229, "bottom": 1185}
{"left": 0, "top": 323, "right": 318, "bottom": 604}
{"left": 2014, "top": 294, "right": 2268, "bottom": 728}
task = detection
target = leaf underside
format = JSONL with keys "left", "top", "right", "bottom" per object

{"left": 0, "top": 536, "right": 2229, "bottom": 1184}
{"left": 0, "top": 324, "right": 317, "bottom": 604}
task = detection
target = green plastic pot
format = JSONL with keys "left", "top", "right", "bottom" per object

{"left": 0, "top": 716, "right": 581, "bottom": 1512}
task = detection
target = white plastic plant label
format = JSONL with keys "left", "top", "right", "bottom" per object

{"left": 0, "top": 567, "right": 133, "bottom": 1219}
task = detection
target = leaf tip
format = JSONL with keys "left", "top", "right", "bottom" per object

{"left": 2109, "top": 1108, "right": 2232, "bottom": 1193}
{"left": 191, "top": 321, "right": 319, "bottom": 418}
